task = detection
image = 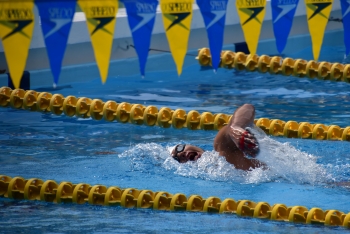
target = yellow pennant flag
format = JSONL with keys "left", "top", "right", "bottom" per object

{"left": 78, "top": 0, "right": 118, "bottom": 83}
{"left": 161, "top": 0, "right": 194, "bottom": 75}
{"left": 0, "top": 0, "right": 35, "bottom": 89}
{"left": 236, "top": 0, "right": 266, "bottom": 55}
{"left": 305, "top": 0, "right": 333, "bottom": 61}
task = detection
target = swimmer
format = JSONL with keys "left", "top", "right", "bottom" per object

{"left": 171, "top": 104, "right": 265, "bottom": 170}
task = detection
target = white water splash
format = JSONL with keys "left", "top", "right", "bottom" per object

{"left": 246, "top": 127, "right": 330, "bottom": 184}
{"left": 118, "top": 129, "right": 332, "bottom": 185}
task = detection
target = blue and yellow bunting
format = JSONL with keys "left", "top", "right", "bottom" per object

{"left": 36, "top": 0, "right": 76, "bottom": 85}
{"left": 340, "top": 0, "right": 350, "bottom": 56}
{"left": 123, "top": 0, "right": 158, "bottom": 77}
{"left": 78, "top": 0, "right": 118, "bottom": 83}
{"left": 0, "top": 0, "right": 348, "bottom": 82}
{"left": 197, "top": 0, "right": 228, "bottom": 71}
{"left": 236, "top": 0, "right": 266, "bottom": 55}
{"left": 0, "top": 0, "right": 35, "bottom": 89}
{"left": 161, "top": 0, "right": 194, "bottom": 75}
{"left": 271, "top": 0, "right": 299, "bottom": 53}
{"left": 304, "top": 0, "right": 333, "bottom": 60}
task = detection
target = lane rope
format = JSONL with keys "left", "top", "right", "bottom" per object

{"left": 1, "top": 86, "right": 349, "bottom": 141}
{"left": 196, "top": 48, "right": 350, "bottom": 83}
{"left": 0, "top": 174, "right": 349, "bottom": 228}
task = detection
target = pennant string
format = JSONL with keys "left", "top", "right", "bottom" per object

{"left": 128, "top": 44, "right": 197, "bottom": 57}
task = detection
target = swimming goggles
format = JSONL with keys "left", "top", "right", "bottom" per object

{"left": 172, "top": 144, "right": 186, "bottom": 162}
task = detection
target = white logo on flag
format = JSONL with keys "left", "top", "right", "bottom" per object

{"left": 343, "top": 0, "right": 350, "bottom": 18}
{"left": 44, "top": 18, "right": 71, "bottom": 38}
{"left": 131, "top": 13, "right": 155, "bottom": 33}
{"left": 273, "top": 4, "right": 296, "bottom": 23}
{"left": 206, "top": 10, "right": 226, "bottom": 29}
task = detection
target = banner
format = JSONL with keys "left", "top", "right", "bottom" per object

{"left": 197, "top": 0, "right": 228, "bottom": 71}
{"left": 123, "top": 0, "right": 158, "bottom": 77}
{"left": 36, "top": 0, "right": 76, "bottom": 86}
{"left": 161, "top": 0, "right": 194, "bottom": 75}
{"left": 78, "top": 0, "right": 118, "bottom": 83}
{"left": 0, "top": 1, "right": 35, "bottom": 89}
{"left": 340, "top": 0, "right": 350, "bottom": 56}
{"left": 271, "top": 0, "right": 299, "bottom": 53}
{"left": 304, "top": 0, "right": 333, "bottom": 60}
{"left": 236, "top": 0, "right": 266, "bottom": 55}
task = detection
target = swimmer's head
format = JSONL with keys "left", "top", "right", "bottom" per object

{"left": 170, "top": 144, "right": 204, "bottom": 163}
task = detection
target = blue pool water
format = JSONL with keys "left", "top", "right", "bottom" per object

{"left": 1, "top": 43, "right": 350, "bottom": 233}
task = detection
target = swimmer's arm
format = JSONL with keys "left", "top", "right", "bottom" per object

{"left": 214, "top": 104, "right": 259, "bottom": 158}
{"left": 229, "top": 104, "right": 256, "bottom": 129}
{"left": 225, "top": 105, "right": 260, "bottom": 157}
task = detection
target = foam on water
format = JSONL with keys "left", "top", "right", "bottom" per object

{"left": 240, "top": 88, "right": 350, "bottom": 99}
{"left": 118, "top": 127, "right": 333, "bottom": 185}
{"left": 109, "top": 93, "right": 199, "bottom": 102}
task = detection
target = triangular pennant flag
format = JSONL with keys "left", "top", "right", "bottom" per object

{"left": 197, "top": 0, "right": 228, "bottom": 71}
{"left": 304, "top": 0, "right": 333, "bottom": 60}
{"left": 271, "top": 0, "right": 299, "bottom": 53}
{"left": 78, "top": 0, "right": 118, "bottom": 83}
{"left": 0, "top": 1, "right": 35, "bottom": 89}
{"left": 36, "top": 0, "right": 76, "bottom": 86}
{"left": 236, "top": 0, "right": 266, "bottom": 55}
{"left": 160, "top": 0, "right": 194, "bottom": 75}
{"left": 123, "top": 0, "right": 158, "bottom": 77}
{"left": 340, "top": 0, "right": 350, "bottom": 56}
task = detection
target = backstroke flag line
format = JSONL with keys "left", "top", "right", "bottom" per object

{"left": 78, "top": 0, "right": 118, "bottom": 83}
{"left": 0, "top": 0, "right": 35, "bottom": 89}
{"left": 304, "top": 0, "right": 333, "bottom": 61}
{"left": 197, "top": 0, "right": 228, "bottom": 71}
{"left": 36, "top": 0, "right": 76, "bottom": 86}
{"left": 123, "top": 0, "right": 158, "bottom": 77}
{"left": 340, "top": 0, "right": 350, "bottom": 56}
{"left": 236, "top": 0, "right": 266, "bottom": 55}
{"left": 161, "top": 0, "right": 194, "bottom": 76}
{"left": 271, "top": 0, "right": 299, "bottom": 53}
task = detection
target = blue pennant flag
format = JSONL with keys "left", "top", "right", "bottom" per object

{"left": 340, "top": 0, "right": 350, "bottom": 56}
{"left": 36, "top": 0, "right": 76, "bottom": 85}
{"left": 271, "top": 0, "right": 299, "bottom": 53}
{"left": 197, "top": 0, "right": 228, "bottom": 71}
{"left": 123, "top": 0, "right": 158, "bottom": 77}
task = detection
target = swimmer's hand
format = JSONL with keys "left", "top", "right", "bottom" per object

{"left": 230, "top": 125, "right": 260, "bottom": 157}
